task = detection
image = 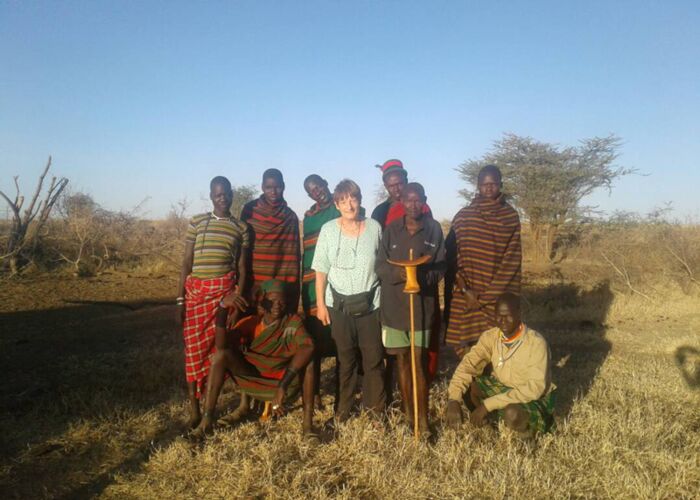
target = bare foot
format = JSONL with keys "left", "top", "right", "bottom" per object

{"left": 303, "top": 421, "right": 320, "bottom": 444}
{"left": 418, "top": 420, "right": 432, "bottom": 440}
{"left": 187, "top": 407, "right": 202, "bottom": 430}
{"left": 218, "top": 402, "right": 250, "bottom": 427}
{"left": 189, "top": 411, "right": 214, "bottom": 441}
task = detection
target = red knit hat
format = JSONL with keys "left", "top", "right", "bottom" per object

{"left": 375, "top": 159, "right": 406, "bottom": 180}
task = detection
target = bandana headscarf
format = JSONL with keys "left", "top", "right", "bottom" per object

{"left": 260, "top": 279, "right": 286, "bottom": 295}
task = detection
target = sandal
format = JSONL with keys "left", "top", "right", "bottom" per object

{"left": 217, "top": 406, "right": 249, "bottom": 428}
{"left": 303, "top": 428, "right": 321, "bottom": 445}
{"left": 187, "top": 423, "right": 213, "bottom": 442}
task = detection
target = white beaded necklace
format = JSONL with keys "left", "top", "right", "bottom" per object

{"left": 210, "top": 211, "right": 231, "bottom": 221}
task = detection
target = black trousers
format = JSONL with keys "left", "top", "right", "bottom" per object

{"left": 329, "top": 307, "right": 386, "bottom": 419}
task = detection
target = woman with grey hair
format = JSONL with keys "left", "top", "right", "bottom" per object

{"left": 312, "top": 179, "right": 386, "bottom": 422}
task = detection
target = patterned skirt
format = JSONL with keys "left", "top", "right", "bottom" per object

{"left": 183, "top": 271, "right": 235, "bottom": 397}
{"left": 476, "top": 375, "right": 556, "bottom": 434}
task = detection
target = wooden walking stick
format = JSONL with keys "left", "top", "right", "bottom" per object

{"left": 388, "top": 249, "right": 431, "bottom": 440}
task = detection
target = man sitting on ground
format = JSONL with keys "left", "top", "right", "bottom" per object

{"left": 445, "top": 293, "right": 556, "bottom": 437}
{"left": 191, "top": 279, "right": 316, "bottom": 439}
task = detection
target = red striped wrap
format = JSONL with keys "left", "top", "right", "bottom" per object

{"left": 241, "top": 196, "right": 300, "bottom": 308}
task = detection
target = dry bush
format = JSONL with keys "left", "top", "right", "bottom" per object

{"left": 30, "top": 192, "right": 190, "bottom": 276}
{"left": 550, "top": 213, "right": 700, "bottom": 301}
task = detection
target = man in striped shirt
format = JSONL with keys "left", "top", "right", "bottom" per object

{"left": 445, "top": 165, "right": 522, "bottom": 357}
{"left": 176, "top": 176, "right": 250, "bottom": 429}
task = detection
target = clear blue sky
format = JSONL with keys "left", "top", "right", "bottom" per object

{"left": 1, "top": 1, "right": 699, "bottom": 221}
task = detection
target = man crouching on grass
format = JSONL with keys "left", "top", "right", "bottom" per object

{"left": 190, "top": 279, "right": 317, "bottom": 440}
{"left": 445, "top": 293, "right": 556, "bottom": 437}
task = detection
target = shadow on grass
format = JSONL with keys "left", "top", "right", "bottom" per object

{"left": 523, "top": 281, "right": 614, "bottom": 418}
{"left": 436, "top": 280, "right": 614, "bottom": 421}
{"left": 0, "top": 299, "right": 187, "bottom": 499}
{"left": 675, "top": 346, "right": 700, "bottom": 389}
{"left": 0, "top": 281, "right": 616, "bottom": 496}
{"left": 63, "top": 298, "right": 173, "bottom": 310}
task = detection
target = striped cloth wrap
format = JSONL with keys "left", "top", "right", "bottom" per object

{"left": 232, "top": 313, "right": 313, "bottom": 401}
{"left": 445, "top": 193, "right": 522, "bottom": 356}
{"left": 241, "top": 196, "right": 301, "bottom": 308}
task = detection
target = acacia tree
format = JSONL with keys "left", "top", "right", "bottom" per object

{"left": 457, "top": 133, "right": 632, "bottom": 262}
{"left": 0, "top": 156, "right": 68, "bottom": 274}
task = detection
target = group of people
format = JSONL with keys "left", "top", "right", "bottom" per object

{"left": 176, "top": 159, "right": 557, "bottom": 441}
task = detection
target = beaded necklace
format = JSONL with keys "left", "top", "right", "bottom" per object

{"left": 497, "top": 323, "right": 525, "bottom": 368}
{"left": 200, "top": 212, "right": 231, "bottom": 254}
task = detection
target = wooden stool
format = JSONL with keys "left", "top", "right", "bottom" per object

{"left": 260, "top": 401, "right": 272, "bottom": 422}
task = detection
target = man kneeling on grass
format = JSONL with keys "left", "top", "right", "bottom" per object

{"left": 191, "top": 279, "right": 317, "bottom": 439}
{"left": 445, "top": 293, "right": 556, "bottom": 437}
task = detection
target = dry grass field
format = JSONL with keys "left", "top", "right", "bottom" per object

{"left": 1, "top": 267, "right": 699, "bottom": 499}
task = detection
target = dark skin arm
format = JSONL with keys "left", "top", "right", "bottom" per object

{"left": 270, "top": 344, "right": 314, "bottom": 416}
{"left": 470, "top": 404, "right": 489, "bottom": 427}
{"left": 456, "top": 271, "right": 480, "bottom": 309}
{"left": 221, "top": 250, "right": 250, "bottom": 326}
{"left": 375, "top": 228, "right": 406, "bottom": 284}
{"left": 175, "top": 240, "right": 195, "bottom": 326}
{"left": 447, "top": 396, "right": 488, "bottom": 428}
{"left": 446, "top": 400, "right": 463, "bottom": 429}
{"left": 213, "top": 305, "right": 242, "bottom": 350}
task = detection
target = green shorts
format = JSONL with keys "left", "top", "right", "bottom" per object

{"left": 382, "top": 325, "right": 430, "bottom": 353}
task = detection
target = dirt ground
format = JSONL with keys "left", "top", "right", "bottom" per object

{"left": 0, "top": 273, "right": 179, "bottom": 498}
{"left": 1, "top": 272, "right": 698, "bottom": 498}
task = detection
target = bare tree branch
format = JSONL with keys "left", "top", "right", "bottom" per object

{"left": 1, "top": 156, "right": 68, "bottom": 274}
{"left": 23, "top": 156, "right": 52, "bottom": 223}
{"left": 13, "top": 176, "right": 21, "bottom": 206}
{"left": 0, "top": 190, "right": 20, "bottom": 219}
{"left": 600, "top": 251, "right": 653, "bottom": 301}
{"left": 665, "top": 244, "right": 698, "bottom": 284}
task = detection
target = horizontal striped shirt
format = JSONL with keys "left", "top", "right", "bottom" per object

{"left": 186, "top": 213, "right": 249, "bottom": 279}
{"left": 302, "top": 202, "right": 340, "bottom": 314}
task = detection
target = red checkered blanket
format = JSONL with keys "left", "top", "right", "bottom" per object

{"left": 183, "top": 271, "right": 235, "bottom": 397}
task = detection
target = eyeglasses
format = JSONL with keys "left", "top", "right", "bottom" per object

{"left": 334, "top": 229, "right": 359, "bottom": 270}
